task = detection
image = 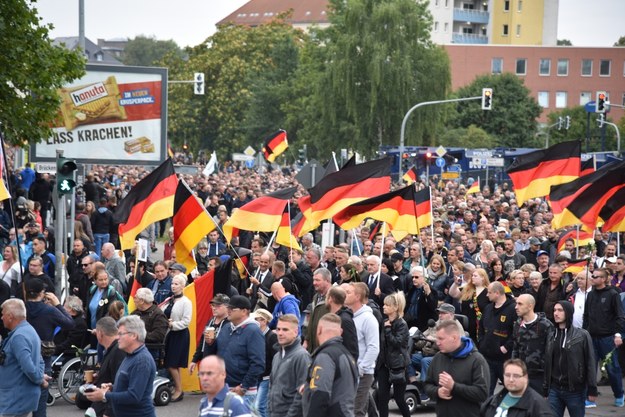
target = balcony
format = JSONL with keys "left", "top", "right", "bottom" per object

{"left": 452, "top": 33, "right": 488, "bottom": 44}
{"left": 453, "top": 8, "right": 489, "bottom": 25}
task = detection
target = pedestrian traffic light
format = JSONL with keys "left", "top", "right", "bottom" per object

{"left": 298, "top": 145, "right": 307, "bottom": 162}
{"left": 557, "top": 116, "right": 563, "bottom": 130}
{"left": 481, "top": 88, "right": 493, "bottom": 110}
{"left": 598, "top": 114, "right": 605, "bottom": 128}
{"left": 194, "top": 72, "right": 205, "bottom": 95}
{"left": 565, "top": 115, "right": 571, "bottom": 130}
{"left": 56, "top": 156, "right": 77, "bottom": 195}
{"left": 596, "top": 91, "right": 607, "bottom": 114}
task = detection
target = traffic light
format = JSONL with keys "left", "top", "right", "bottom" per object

{"left": 598, "top": 114, "right": 605, "bottom": 128}
{"left": 401, "top": 153, "right": 411, "bottom": 172}
{"left": 194, "top": 72, "right": 205, "bottom": 95}
{"left": 557, "top": 116, "right": 563, "bottom": 130}
{"left": 56, "top": 156, "right": 77, "bottom": 195}
{"left": 481, "top": 88, "right": 493, "bottom": 110}
{"left": 565, "top": 115, "right": 571, "bottom": 130}
{"left": 425, "top": 152, "right": 433, "bottom": 165}
{"left": 298, "top": 145, "right": 307, "bottom": 162}
{"left": 596, "top": 91, "right": 607, "bottom": 113}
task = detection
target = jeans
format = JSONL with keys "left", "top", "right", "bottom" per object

{"left": 33, "top": 356, "right": 52, "bottom": 417}
{"left": 355, "top": 374, "right": 375, "bottom": 417}
{"left": 486, "top": 358, "right": 504, "bottom": 395}
{"left": 548, "top": 386, "right": 585, "bottom": 417}
{"left": 255, "top": 379, "right": 269, "bottom": 417}
{"left": 243, "top": 391, "right": 258, "bottom": 415}
{"left": 93, "top": 233, "right": 109, "bottom": 257}
{"left": 592, "top": 335, "right": 624, "bottom": 398}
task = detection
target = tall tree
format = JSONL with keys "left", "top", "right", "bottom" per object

{"left": 122, "top": 35, "right": 185, "bottom": 67}
{"left": 315, "top": 0, "right": 451, "bottom": 156}
{"left": 0, "top": 0, "right": 85, "bottom": 146}
{"left": 614, "top": 36, "right": 625, "bottom": 47}
{"left": 451, "top": 73, "right": 542, "bottom": 148}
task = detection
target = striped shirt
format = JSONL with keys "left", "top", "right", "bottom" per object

{"left": 199, "top": 385, "right": 252, "bottom": 417}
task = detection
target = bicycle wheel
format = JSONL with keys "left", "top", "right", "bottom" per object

{"left": 58, "top": 357, "right": 83, "bottom": 404}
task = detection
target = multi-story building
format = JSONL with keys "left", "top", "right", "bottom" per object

{"left": 445, "top": 44, "right": 625, "bottom": 121}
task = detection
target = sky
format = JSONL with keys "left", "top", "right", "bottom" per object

{"left": 35, "top": 0, "right": 625, "bottom": 48}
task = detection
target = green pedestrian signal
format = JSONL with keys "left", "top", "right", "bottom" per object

{"left": 57, "top": 157, "right": 77, "bottom": 195}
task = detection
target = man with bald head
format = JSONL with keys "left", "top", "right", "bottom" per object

{"left": 511, "top": 294, "right": 554, "bottom": 393}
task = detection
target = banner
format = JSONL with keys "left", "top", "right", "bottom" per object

{"left": 32, "top": 64, "right": 167, "bottom": 165}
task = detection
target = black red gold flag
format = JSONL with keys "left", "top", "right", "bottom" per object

{"left": 262, "top": 130, "right": 288, "bottom": 163}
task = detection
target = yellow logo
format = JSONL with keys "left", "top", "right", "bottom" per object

{"left": 310, "top": 365, "right": 322, "bottom": 389}
{"left": 500, "top": 315, "right": 507, "bottom": 323}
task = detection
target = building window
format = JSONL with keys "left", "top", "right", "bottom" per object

{"left": 504, "top": 0, "right": 510, "bottom": 11}
{"left": 622, "top": 93, "right": 625, "bottom": 106}
{"left": 516, "top": 24, "right": 521, "bottom": 36}
{"left": 539, "top": 59, "right": 551, "bottom": 76}
{"left": 444, "top": 22, "right": 449, "bottom": 32}
{"left": 435, "top": 0, "right": 439, "bottom": 6}
{"left": 434, "top": 21, "right": 439, "bottom": 32}
{"left": 538, "top": 92, "right": 549, "bottom": 108}
{"left": 600, "top": 59, "right": 611, "bottom": 76}
{"left": 445, "top": 0, "right": 449, "bottom": 7}
{"left": 581, "top": 59, "right": 592, "bottom": 76}
{"left": 492, "top": 58, "right": 503, "bottom": 74}
{"left": 555, "top": 92, "right": 567, "bottom": 108}
{"left": 463, "top": 3, "right": 474, "bottom": 9}
{"left": 557, "top": 59, "right": 569, "bottom": 76}
{"left": 503, "top": 24, "right": 509, "bottom": 36}
{"left": 516, "top": 58, "right": 527, "bottom": 75}
{"left": 463, "top": 27, "right": 474, "bottom": 34}
{"left": 518, "top": 0, "right": 523, "bottom": 11}
{"left": 580, "top": 92, "right": 592, "bottom": 105}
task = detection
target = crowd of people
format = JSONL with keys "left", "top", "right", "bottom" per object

{"left": 1, "top": 158, "right": 625, "bottom": 417}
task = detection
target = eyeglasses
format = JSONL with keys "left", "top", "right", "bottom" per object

{"left": 504, "top": 373, "right": 526, "bottom": 379}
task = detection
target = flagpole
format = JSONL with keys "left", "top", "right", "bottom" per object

{"left": 207, "top": 212, "right": 254, "bottom": 279}
{"left": 287, "top": 203, "right": 294, "bottom": 260}
{"left": 377, "top": 222, "right": 386, "bottom": 290}
{"left": 429, "top": 186, "right": 434, "bottom": 245}
{"left": 575, "top": 225, "right": 580, "bottom": 259}
{"left": 352, "top": 229, "right": 362, "bottom": 257}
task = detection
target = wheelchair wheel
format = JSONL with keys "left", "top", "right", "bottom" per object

{"left": 58, "top": 357, "right": 84, "bottom": 404}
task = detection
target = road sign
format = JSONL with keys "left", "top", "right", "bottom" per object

{"left": 447, "top": 164, "right": 461, "bottom": 172}
{"left": 243, "top": 146, "right": 256, "bottom": 156}
{"left": 442, "top": 172, "right": 459, "bottom": 179}
{"left": 435, "top": 146, "right": 447, "bottom": 157}
{"left": 485, "top": 157, "right": 504, "bottom": 167}
{"left": 435, "top": 157, "right": 446, "bottom": 168}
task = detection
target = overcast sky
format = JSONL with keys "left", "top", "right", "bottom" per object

{"left": 35, "top": 0, "right": 624, "bottom": 48}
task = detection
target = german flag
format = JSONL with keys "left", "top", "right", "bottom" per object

{"left": 116, "top": 158, "right": 178, "bottom": 250}
{"left": 466, "top": 178, "right": 480, "bottom": 195}
{"left": 173, "top": 180, "right": 216, "bottom": 273}
{"left": 507, "top": 140, "right": 580, "bottom": 206}
{"left": 222, "top": 186, "right": 297, "bottom": 242}
{"left": 333, "top": 186, "right": 431, "bottom": 234}
{"left": 0, "top": 143, "right": 10, "bottom": 201}
{"left": 262, "top": 129, "right": 288, "bottom": 163}
{"left": 581, "top": 158, "right": 595, "bottom": 176}
{"left": 127, "top": 275, "right": 141, "bottom": 313}
{"left": 402, "top": 166, "right": 418, "bottom": 184}
{"left": 550, "top": 161, "right": 625, "bottom": 230}
{"left": 599, "top": 187, "right": 625, "bottom": 232}
{"left": 307, "top": 157, "right": 392, "bottom": 223}
{"left": 180, "top": 260, "right": 232, "bottom": 391}
{"left": 275, "top": 209, "right": 302, "bottom": 251}
{"left": 167, "top": 142, "right": 175, "bottom": 159}
{"left": 556, "top": 228, "right": 594, "bottom": 253}
{"left": 563, "top": 258, "right": 591, "bottom": 274}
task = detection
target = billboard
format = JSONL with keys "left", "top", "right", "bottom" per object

{"left": 32, "top": 64, "right": 168, "bottom": 165}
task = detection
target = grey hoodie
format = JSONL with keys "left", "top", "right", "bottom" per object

{"left": 352, "top": 304, "right": 380, "bottom": 375}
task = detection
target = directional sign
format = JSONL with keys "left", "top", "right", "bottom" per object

{"left": 435, "top": 157, "right": 446, "bottom": 168}
{"left": 442, "top": 172, "right": 459, "bottom": 179}
{"left": 447, "top": 164, "right": 461, "bottom": 172}
{"left": 486, "top": 157, "right": 504, "bottom": 167}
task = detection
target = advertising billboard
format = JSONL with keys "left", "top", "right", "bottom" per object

{"left": 32, "top": 64, "right": 168, "bottom": 165}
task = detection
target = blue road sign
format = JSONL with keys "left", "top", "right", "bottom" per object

{"left": 435, "top": 157, "right": 445, "bottom": 168}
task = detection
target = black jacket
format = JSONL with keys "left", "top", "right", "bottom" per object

{"left": 404, "top": 285, "right": 438, "bottom": 331}
{"left": 478, "top": 297, "right": 517, "bottom": 361}
{"left": 383, "top": 317, "right": 409, "bottom": 370}
{"left": 132, "top": 303, "right": 169, "bottom": 345}
{"left": 582, "top": 285, "right": 625, "bottom": 336}
{"left": 511, "top": 312, "right": 554, "bottom": 377}
{"left": 336, "top": 306, "right": 359, "bottom": 361}
{"left": 481, "top": 387, "right": 555, "bottom": 417}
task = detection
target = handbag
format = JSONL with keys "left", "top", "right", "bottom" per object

{"left": 389, "top": 368, "right": 406, "bottom": 384}
{"left": 41, "top": 340, "right": 56, "bottom": 357}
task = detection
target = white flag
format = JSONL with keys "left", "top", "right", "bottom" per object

{"left": 203, "top": 151, "right": 218, "bottom": 176}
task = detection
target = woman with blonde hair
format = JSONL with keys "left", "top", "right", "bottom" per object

{"left": 451, "top": 267, "right": 490, "bottom": 342}
{"left": 426, "top": 254, "right": 449, "bottom": 301}
{"left": 473, "top": 239, "right": 494, "bottom": 269}
{"left": 377, "top": 291, "right": 411, "bottom": 417}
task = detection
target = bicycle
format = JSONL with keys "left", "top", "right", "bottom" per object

{"left": 57, "top": 348, "right": 98, "bottom": 405}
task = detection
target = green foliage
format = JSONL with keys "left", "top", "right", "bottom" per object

{"left": 614, "top": 36, "right": 625, "bottom": 47}
{"left": 450, "top": 73, "right": 542, "bottom": 148}
{"left": 0, "top": 0, "right": 85, "bottom": 146}
{"left": 438, "top": 125, "right": 497, "bottom": 148}
{"left": 546, "top": 106, "right": 619, "bottom": 152}
{"left": 122, "top": 35, "right": 185, "bottom": 67}
{"left": 312, "top": 0, "right": 451, "bottom": 157}
{"left": 165, "top": 20, "right": 306, "bottom": 158}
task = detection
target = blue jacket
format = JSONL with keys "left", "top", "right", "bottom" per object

{"left": 0, "top": 321, "right": 45, "bottom": 414}
{"left": 106, "top": 344, "right": 156, "bottom": 417}
{"left": 269, "top": 294, "right": 301, "bottom": 332}
{"left": 208, "top": 317, "right": 265, "bottom": 389}
{"left": 26, "top": 300, "right": 75, "bottom": 343}
{"left": 148, "top": 276, "right": 172, "bottom": 305}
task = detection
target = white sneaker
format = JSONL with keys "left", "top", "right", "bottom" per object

{"left": 85, "top": 406, "right": 96, "bottom": 417}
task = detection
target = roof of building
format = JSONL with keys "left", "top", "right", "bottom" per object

{"left": 53, "top": 36, "right": 122, "bottom": 65}
{"left": 218, "top": 0, "right": 330, "bottom": 27}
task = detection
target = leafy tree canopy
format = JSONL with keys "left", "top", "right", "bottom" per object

{"left": 122, "top": 35, "right": 186, "bottom": 67}
{"left": 0, "top": 0, "right": 85, "bottom": 146}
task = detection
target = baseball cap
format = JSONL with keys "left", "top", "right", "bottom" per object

{"left": 529, "top": 237, "right": 541, "bottom": 245}
{"left": 227, "top": 295, "right": 251, "bottom": 311}
{"left": 606, "top": 256, "right": 617, "bottom": 263}
{"left": 210, "top": 294, "right": 230, "bottom": 305}
{"left": 497, "top": 227, "right": 507, "bottom": 233}
{"left": 537, "top": 250, "right": 549, "bottom": 258}
{"left": 437, "top": 303, "right": 455, "bottom": 314}
{"left": 169, "top": 263, "right": 187, "bottom": 273}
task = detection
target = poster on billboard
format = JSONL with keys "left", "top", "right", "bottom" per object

{"left": 31, "top": 64, "right": 168, "bottom": 165}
